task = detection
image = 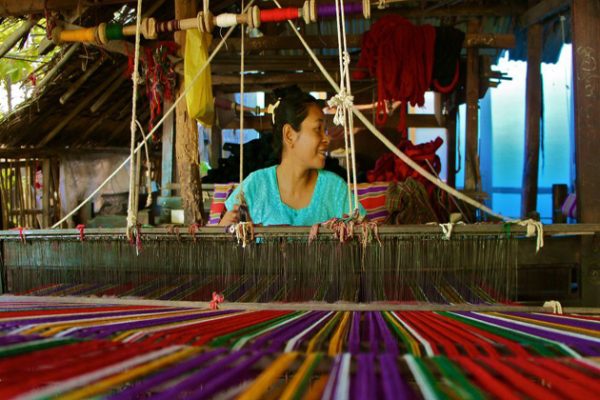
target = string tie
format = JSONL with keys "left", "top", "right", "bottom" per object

{"left": 209, "top": 291, "right": 224, "bottom": 310}
{"left": 267, "top": 99, "right": 281, "bottom": 124}
{"left": 543, "top": 300, "right": 563, "bottom": 314}
{"left": 327, "top": 90, "right": 354, "bottom": 126}
{"left": 188, "top": 223, "right": 201, "bottom": 241}
{"left": 13, "top": 226, "right": 26, "bottom": 243}
{"left": 517, "top": 219, "right": 544, "bottom": 252}
{"left": 76, "top": 224, "right": 85, "bottom": 241}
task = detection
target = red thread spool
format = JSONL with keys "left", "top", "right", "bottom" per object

{"left": 260, "top": 7, "right": 299, "bottom": 23}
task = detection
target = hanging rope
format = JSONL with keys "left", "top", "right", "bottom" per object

{"left": 126, "top": 0, "right": 144, "bottom": 243}
{"left": 52, "top": 0, "right": 257, "bottom": 229}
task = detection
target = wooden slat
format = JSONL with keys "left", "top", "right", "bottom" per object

{"left": 519, "top": 0, "right": 571, "bottom": 27}
{"left": 464, "top": 20, "right": 480, "bottom": 193}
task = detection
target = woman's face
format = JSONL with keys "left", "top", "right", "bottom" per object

{"left": 285, "top": 104, "right": 330, "bottom": 169}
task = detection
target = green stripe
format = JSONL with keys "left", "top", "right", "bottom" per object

{"left": 431, "top": 356, "right": 486, "bottom": 400}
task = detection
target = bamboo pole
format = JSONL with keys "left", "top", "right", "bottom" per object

{"left": 34, "top": 43, "right": 81, "bottom": 93}
{"left": 89, "top": 74, "right": 127, "bottom": 113}
{"left": 0, "top": 18, "right": 38, "bottom": 59}
{"left": 59, "top": 57, "right": 105, "bottom": 104}
{"left": 37, "top": 67, "right": 125, "bottom": 147}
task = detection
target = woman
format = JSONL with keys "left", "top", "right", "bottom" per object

{"left": 220, "top": 87, "right": 364, "bottom": 226}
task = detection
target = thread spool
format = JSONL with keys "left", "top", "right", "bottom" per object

{"left": 245, "top": 6, "right": 261, "bottom": 29}
{"left": 215, "top": 13, "right": 239, "bottom": 27}
{"left": 317, "top": 2, "right": 363, "bottom": 18}
{"left": 260, "top": 7, "right": 300, "bottom": 23}
{"left": 59, "top": 27, "right": 97, "bottom": 43}
{"left": 96, "top": 23, "right": 108, "bottom": 45}
{"left": 142, "top": 17, "right": 158, "bottom": 39}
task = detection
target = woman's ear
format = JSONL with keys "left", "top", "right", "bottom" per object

{"left": 282, "top": 123, "right": 297, "bottom": 149}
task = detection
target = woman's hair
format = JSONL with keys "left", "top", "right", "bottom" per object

{"left": 271, "top": 85, "right": 324, "bottom": 160}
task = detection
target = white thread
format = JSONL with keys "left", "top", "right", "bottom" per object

{"left": 327, "top": 90, "right": 354, "bottom": 126}
{"left": 543, "top": 300, "right": 563, "bottom": 315}
{"left": 266, "top": 99, "right": 280, "bottom": 124}
{"left": 517, "top": 219, "right": 544, "bottom": 252}
{"left": 216, "top": 13, "right": 239, "bottom": 27}
{"left": 51, "top": 1, "right": 257, "bottom": 229}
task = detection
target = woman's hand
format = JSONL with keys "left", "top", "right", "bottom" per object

{"left": 219, "top": 205, "right": 240, "bottom": 226}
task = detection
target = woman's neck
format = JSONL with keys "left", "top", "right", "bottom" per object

{"left": 276, "top": 159, "right": 318, "bottom": 208}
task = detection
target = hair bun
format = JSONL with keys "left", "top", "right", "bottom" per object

{"left": 273, "top": 85, "right": 304, "bottom": 100}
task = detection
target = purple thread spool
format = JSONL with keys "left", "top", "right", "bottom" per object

{"left": 318, "top": 2, "right": 364, "bottom": 18}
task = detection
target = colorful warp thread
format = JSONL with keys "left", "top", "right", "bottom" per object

{"left": 1, "top": 299, "right": 599, "bottom": 399}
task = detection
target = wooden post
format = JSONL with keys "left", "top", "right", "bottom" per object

{"left": 161, "top": 99, "right": 175, "bottom": 198}
{"left": 464, "top": 19, "right": 480, "bottom": 193}
{"left": 209, "top": 125, "right": 222, "bottom": 168}
{"left": 175, "top": 0, "right": 204, "bottom": 224}
{"left": 445, "top": 109, "right": 458, "bottom": 189}
{"left": 42, "top": 159, "right": 51, "bottom": 228}
{"left": 521, "top": 23, "right": 543, "bottom": 218}
{"left": 572, "top": 0, "right": 600, "bottom": 223}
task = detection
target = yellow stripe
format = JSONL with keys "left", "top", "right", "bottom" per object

{"left": 56, "top": 347, "right": 199, "bottom": 400}
{"left": 238, "top": 352, "right": 299, "bottom": 400}
{"left": 328, "top": 312, "right": 350, "bottom": 356}
{"left": 280, "top": 353, "right": 320, "bottom": 400}
{"left": 306, "top": 312, "right": 342, "bottom": 354}
{"left": 385, "top": 311, "right": 421, "bottom": 357}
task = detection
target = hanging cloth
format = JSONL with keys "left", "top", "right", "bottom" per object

{"left": 185, "top": 29, "right": 215, "bottom": 126}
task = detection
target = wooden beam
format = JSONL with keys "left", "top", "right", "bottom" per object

{"left": 521, "top": 23, "right": 543, "bottom": 217}
{"left": 572, "top": 0, "right": 600, "bottom": 223}
{"left": 212, "top": 72, "right": 341, "bottom": 86}
{"left": 223, "top": 113, "right": 442, "bottom": 131}
{"left": 213, "top": 33, "right": 514, "bottom": 53}
{"left": 464, "top": 20, "right": 481, "bottom": 193}
{"left": 0, "top": 0, "right": 132, "bottom": 16}
{"left": 161, "top": 99, "right": 175, "bottom": 198}
{"left": 519, "top": 0, "right": 571, "bottom": 27}
{"left": 175, "top": 0, "right": 203, "bottom": 224}
{"left": 0, "top": 147, "right": 132, "bottom": 158}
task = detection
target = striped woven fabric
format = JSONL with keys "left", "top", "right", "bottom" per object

{"left": 207, "top": 182, "right": 390, "bottom": 225}
{"left": 1, "top": 298, "right": 599, "bottom": 399}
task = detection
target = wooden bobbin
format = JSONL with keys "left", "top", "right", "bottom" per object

{"left": 96, "top": 22, "right": 108, "bottom": 45}
{"left": 142, "top": 17, "right": 158, "bottom": 39}
{"left": 301, "top": 0, "right": 317, "bottom": 24}
{"left": 362, "top": 0, "right": 371, "bottom": 19}
{"left": 246, "top": 6, "right": 261, "bottom": 29}
{"left": 204, "top": 10, "right": 215, "bottom": 32}
{"left": 51, "top": 25, "right": 63, "bottom": 44}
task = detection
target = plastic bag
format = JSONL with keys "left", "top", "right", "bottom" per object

{"left": 185, "top": 30, "right": 214, "bottom": 126}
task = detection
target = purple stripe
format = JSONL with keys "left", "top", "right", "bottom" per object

{"left": 379, "top": 354, "right": 415, "bottom": 400}
{"left": 348, "top": 312, "right": 360, "bottom": 354}
{"left": 367, "top": 210, "right": 389, "bottom": 219}
{"left": 357, "top": 186, "right": 388, "bottom": 196}
{"left": 507, "top": 312, "right": 600, "bottom": 331}
{"left": 354, "top": 353, "right": 377, "bottom": 400}
{"left": 107, "top": 348, "right": 227, "bottom": 400}
{"left": 150, "top": 349, "right": 258, "bottom": 400}
{"left": 0, "top": 308, "right": 186, "bottom": 329}
{"left": 249, "top": 312, "right": 325, "bottom": 352}
{"left": 460, "top": 312, "right": 599, "bottom": 356}
{"left": 68, "top": 310, "right": 239, "bottom": 339}
{"left": 375, "top": 312, "right": 399, "bottom": 355}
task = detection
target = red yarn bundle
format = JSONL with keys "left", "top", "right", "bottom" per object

{"left": 353, "top": 16, "right": 436, "bottom": 135}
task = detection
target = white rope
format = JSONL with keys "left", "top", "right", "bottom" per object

{"left": 543, "top": 300, "right": 563, "bottom": 315}
{"left": 135, "top": 119, "right": 153, "bottom": 208}
{"left": 52, "top": 0, "right": 257, "bottom": 229}
{"left": 517, "top": 218, "right": 544, "bottom": 252}
{"left": 125, "top": 0, "right": 144, "bottom": 241}
{"left": 239, "top": 0, "right": 245, "bottom": 188}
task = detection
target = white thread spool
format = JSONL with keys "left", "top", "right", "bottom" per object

{"left": 216, "top": 13, "right": 239, "bottom": 27}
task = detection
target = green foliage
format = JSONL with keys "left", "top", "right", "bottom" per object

{"left": 0, "top": 18, "right": 57, "bottom": 117}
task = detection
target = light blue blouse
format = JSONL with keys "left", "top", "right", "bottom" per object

{"left": 224, "top": 166, "right": 365, "bottom": 226}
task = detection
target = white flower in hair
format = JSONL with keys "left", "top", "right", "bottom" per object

{"left": 267, "top": 99, "right": 281, "bottom": 124}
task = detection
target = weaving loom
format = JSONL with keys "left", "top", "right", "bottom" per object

{"left": 0, "top": 223, "right": 599, "bottom": 398}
